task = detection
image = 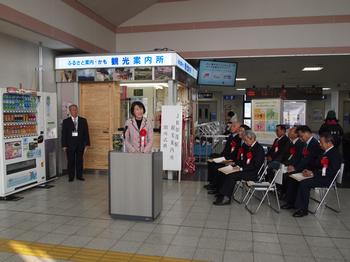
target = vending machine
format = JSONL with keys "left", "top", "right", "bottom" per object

{"left": 0, "top": 87, "right": 54, "bottom": 198}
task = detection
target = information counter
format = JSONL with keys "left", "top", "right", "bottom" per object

{"left": 109, "top": 151, "right": 163, "bottom": 221}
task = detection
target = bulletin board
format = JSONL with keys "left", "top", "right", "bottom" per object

{"left": 252, "top": 99, "right": 282, "bottom": 145}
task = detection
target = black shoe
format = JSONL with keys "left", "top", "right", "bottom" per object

{"left": 68, "top": 179, "right": 74, "bottom": 182}
{"left": 281, "top": 203, "right": 294, "bottom": 210}
{"left": 203, "top": 184, "right": 212, "bottom": 189}
{"left": 208, "top": 190, "right": 218, "bottom": 195}
{"left": 77, "top": 177, "right": 85, "bottom": 181}
{"left": 293, "top": 209, "right": 308, "bottom": 217}
{"left": 213, "top": 196, "right": 231, "bottom": 206}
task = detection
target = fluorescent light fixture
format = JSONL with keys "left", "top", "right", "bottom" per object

{"left": 236, "top": 88, "right": 246, "bottom": 91}
{"left": 120, "top": 83, "right": 168, "bottom": 88}
{"left": 236, "top": 78, "right": 247, "bottom": 81}
{"left": 302, "top": 67, "right": 323, "bottom": 71}
{"left": 322, "top": 87, "right": 331, "bottom": 90}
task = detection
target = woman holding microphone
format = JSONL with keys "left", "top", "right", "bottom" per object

{"left": 124, "top": 101, "right": 153, "bottom": 153}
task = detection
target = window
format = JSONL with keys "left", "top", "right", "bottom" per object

{"left": 243, "top": 100, "right": 252, "bottom": 128}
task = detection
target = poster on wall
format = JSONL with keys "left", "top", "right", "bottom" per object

{"left": 56, "top": 70, "right": 77, "bottom": 82}
{"left": 77, "top": 69, "right": 95, "bottom": 81}
{"left": 161, "top": 106, "right": 183, "bottom": 171}
{"left": 134, "top": 67, "right": 152, "bottom": 80}
{"left": 112, "top": 68, "right": 133, "bottom": 80}
{"left": 95, "top": 68, "right": 113, "bottom": 81}
{"left": 154, "top": 66, "right": 172, "bottom": 80}
{"left": 252, "top": 99, "right": 281, "bottom": 145}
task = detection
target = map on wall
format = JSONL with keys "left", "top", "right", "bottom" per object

{"left": 252, "top": 99, "right": 281, "bottom": 145}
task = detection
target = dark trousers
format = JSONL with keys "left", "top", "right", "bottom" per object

{"left": 285, "top": 176, "right": 331, "bottom": 210}
{"left": 220, "top": 171, "right": 258, "bottom": 198}
{"left": 66, "top": 147, "right": 85, "bottom": 180}
{"left": 208, "top": 162, "right": 225, "bottom": 187}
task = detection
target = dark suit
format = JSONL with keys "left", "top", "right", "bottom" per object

{"left": 207, "top": 133, "right": 241, "bottom": 187}
{"left": 219, "top": 141, "right": 265, "bottom": 198}
{"left": 279, "top": 138, "right": 305, "bottom": 194}
{"left": 286, "top": 146, "right": 341, "bottom": 210}
{"left": 283, "top": 138, "right": 304, "bottom": 167}
{"left": 267, "top": 135, "right": 290, "bottom": 163}
{"left": 294, "top": 137, "right": 322, "bottom": 172}
{"left": 266, "top": 135, "right": 291, "bottom": 180}
{"left": 62, "top": 116, "right": 90, "bottom": 180}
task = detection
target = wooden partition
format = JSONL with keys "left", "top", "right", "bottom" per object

{"left": 79, "top": 82, "right": 120, "bottom": 169}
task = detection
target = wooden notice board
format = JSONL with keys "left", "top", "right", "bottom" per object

{"left": 79, "top": 82, "right": 120, "bottom": 169}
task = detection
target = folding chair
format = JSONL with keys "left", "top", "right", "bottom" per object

{"left": 244, "top": 168, "right": 282, "bottom": 214}
{"left": 310, "top": 163, "right": 344, "bottom": 214}
{"left": 232, "top": 160, "right": 267, "bottom": 204}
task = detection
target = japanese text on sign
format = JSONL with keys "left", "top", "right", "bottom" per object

{"left": 161, "top": 106, "right": 183, "bottom": 171}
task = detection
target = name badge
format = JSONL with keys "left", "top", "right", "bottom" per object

{"left": 72, "top": 131, "right": 78, "bottom": 137}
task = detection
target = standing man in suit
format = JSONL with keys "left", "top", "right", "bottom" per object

{"left": 282, "top": 133, "right": 341, "bottom": 217}
{"left": 62, "top": 104, "right": 90, "bottom": 182}
{"left": 214, "top": 130, "right": 265, "bottom": 205}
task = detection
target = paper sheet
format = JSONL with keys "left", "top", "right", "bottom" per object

{"left": 218, "top": 165, "right": 240, "bottom": 175}
{"left": 289, "top": 172, "right": 313, "bottom": 182}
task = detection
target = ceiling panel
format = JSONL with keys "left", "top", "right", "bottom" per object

{"left": 78, "top": 0, "right": 158, "bottom": 27}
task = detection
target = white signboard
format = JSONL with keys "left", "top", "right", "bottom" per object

{"left": 161, "top": 106, "right": 183, "bottom": 171}
{"left": 55, "top": 53, "right": 197, "bottom": 79}
{"left": 252, "top": 99, "right": 282, "bottom": 145}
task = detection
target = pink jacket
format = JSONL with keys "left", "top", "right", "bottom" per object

{"left": 124, "top": 117, "right": 153, "bottom": 153}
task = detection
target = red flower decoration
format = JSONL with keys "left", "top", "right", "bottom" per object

{"left": 230, "top": 141, "right": 237, "bottom": 152}
{"left": 237, "top": 147, "right": 244, "bottom": 160}
{"left": 289, "top": 147, "right": 296, "bottom": 156}
{"left": 140, "top": 128, "right": 147, "bottom": 137}
{"left": 302, "top": 147, "right": 309, "bottom": 157}
{"left": 246, "top": 151, "right": 253, "bottom": 160}
{"left": 320, "top": 156, "right": 329, "bottom": 168}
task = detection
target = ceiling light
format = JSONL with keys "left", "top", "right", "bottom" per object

{"left": 236, "top": 88, "right": 246, "bottom": 91}
{"left": 322, "top": 88, "right": 331, "bottom": 91}
{"left": 236, "top": 78, "right": 247, "bottom": 81}
{"left": 302, "top": 67, "right": 323, "bottom": 71}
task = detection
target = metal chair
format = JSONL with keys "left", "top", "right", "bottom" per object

{"left": 310, "top": 163, "right": 344, "bottom": 214}
{"left": 232, "top": 160, "right": 268, "bottom": 204}
{"left": 244, "top": 168, "right": 282, "bottom": 214}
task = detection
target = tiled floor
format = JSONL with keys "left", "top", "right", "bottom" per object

{"left": 0, "top": 174, "right": 350, "bottom": 261}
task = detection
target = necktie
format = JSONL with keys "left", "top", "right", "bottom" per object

{"left": 73, "top": 118, "right": 78, "bottom": 131}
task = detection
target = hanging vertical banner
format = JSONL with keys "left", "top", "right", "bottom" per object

{"left": 252, "top": 99, "right": 282, "bottom": 145}
{"left": 161, "top": 106, "right": 183, "bottom": 171}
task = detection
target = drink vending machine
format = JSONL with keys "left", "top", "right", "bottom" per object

{"left": 0, "top": 87, "right": 57, "bottom": 198}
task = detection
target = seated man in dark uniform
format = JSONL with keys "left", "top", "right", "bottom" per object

{"left": 285, "top": 125, "right": 322, "bottom": 174}
{"left": 205, "top": 121, "right": 241, "bottom": 192}
{"left": 266, "top": 124, "right": 290, "bottom": 178}
{"left": 214, "top": 130, "right": 265, "bottom": 205}
{"left": 283, "top": 126, "right": 304, "bottom": 167}
{"left": 278, "top": 126, "right": 305, "bottom": 197}
{"left": 267, "top": 124, "right": 290, "bottom": 164}
{"left": 283, "top": 133, "right": 341, "bottom": 217}
{"left": 209, "top": 124, "right": 251, "bottom": 195}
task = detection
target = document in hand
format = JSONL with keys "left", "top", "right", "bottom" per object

{"left": 213, "top": 157, "right": 226, "bottom": 163}
{"left": 218, "top": 165, "right": 240, "bottom": 175}
{"left": 289, "top": 172, "right": 314, "bottom": 182}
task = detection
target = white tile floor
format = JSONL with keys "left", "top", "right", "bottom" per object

{"left": 0, "top": 174, "right": 349, "bottom": 262}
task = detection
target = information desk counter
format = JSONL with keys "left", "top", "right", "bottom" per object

{"left": 109, "top": 151, "right": 163, "bottom": 221}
